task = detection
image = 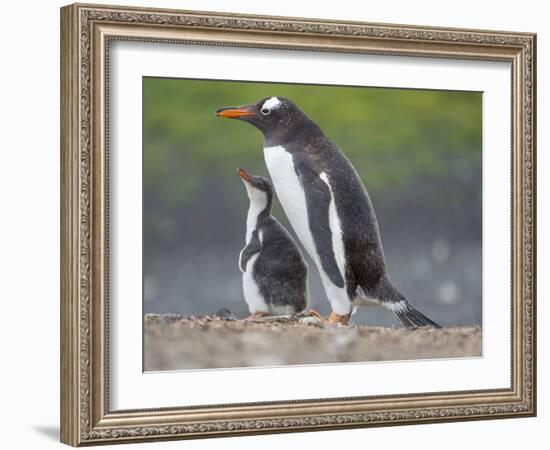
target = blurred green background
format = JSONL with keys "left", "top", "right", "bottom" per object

{"left": 143, "top": 77, "right": 482, "bottom": 327}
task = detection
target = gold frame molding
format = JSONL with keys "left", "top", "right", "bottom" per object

{"left": 60, "top": 2, "right": 536, "bottom": 446}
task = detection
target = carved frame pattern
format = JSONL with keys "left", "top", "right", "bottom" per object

{"left": 60, "top": 3, "right": 536, "bottom": 446}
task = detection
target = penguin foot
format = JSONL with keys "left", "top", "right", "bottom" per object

{"left": 306, "top": 309, "right": 325, "bottom": 321}
{"left": 328, "top": 311, "right": 351, "bottom": 325}
{"left": 244, "top": 311, "right": 270, "bottom": 321}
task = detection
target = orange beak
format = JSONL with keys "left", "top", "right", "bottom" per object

{"left": 216, "top": 107, "right": 255, "bottom": 119}
{"left": 237, "top": 168, "right": 252, "bottom": 181}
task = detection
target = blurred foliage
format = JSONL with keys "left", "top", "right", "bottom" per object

{"left": 143, "top": 77, "right": 481, "bottom": 208}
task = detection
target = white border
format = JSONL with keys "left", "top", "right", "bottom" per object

{"left": 110, "top": 41, "right": 511, "bottom": 410}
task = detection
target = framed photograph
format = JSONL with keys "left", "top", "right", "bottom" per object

{"left": 60, "top": 3, "right": 536, "bottom": 446}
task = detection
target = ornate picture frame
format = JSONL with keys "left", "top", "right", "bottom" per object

{"left": 60, "top": 2, "right": 536, "bottom": 446}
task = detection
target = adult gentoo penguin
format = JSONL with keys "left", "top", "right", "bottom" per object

{"left": 217, "top": 97, "right": 440, "bottom": 328}
{"left": 236, "top": 167, "right": 309, "bottom": 318}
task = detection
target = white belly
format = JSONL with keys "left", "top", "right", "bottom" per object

{"left": 263, "top": 146, "right": 318, "bottom": 262}
{"left": 264, "top": 145, "right": 352, "bottom": 315}
{"left": 242, "top": 254, "right": 268, "bottom": 314}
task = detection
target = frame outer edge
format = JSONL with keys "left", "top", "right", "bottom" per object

{"left": 61, "top": 2, "right": 536, "bottom": 445}
{"left": 61, "top": 3, "right": 81, "bottom": 447}
{"left": 528, "top": 33, "right": 536, "bottom": 416}
{"left": 533, "top": 34, "right": 537, "bottom": 417}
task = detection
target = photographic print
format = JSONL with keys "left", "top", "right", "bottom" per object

{"left": 143, "top": 78, "right": 482, "bottom": 371}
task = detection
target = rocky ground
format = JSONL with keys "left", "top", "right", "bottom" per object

{"left": 144, "top": 312, "right": 482, "bottom": 371}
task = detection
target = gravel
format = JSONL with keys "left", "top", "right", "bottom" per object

{"left": 144, "top": 313, "right": 482, "bottom": 371}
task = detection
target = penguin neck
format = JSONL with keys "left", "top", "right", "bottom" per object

{"left": 263, "top": 116, "right": 319, "bottom": 148}
{"left": 245, "top": 191, "right": 271, "bottom": 243}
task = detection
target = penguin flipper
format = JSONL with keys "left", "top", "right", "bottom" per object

{"left": 239, "top": 230, "right": 262, "bottom": 272}
{"left": 298, "top": 169, "right": 345, "bottom": 288}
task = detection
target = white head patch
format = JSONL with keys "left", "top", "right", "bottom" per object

{"left": 262, "top": 97, "right": 281, "bottom": 111}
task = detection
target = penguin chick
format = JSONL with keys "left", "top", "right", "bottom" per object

{"left": 237, "top": 168, "right": 309, "bottom": 318}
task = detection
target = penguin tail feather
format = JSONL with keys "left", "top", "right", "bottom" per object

{"left": 391, "top": 301, "right": 441, "bottom": 329}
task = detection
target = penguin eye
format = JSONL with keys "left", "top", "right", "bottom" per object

{"left": 260, "top": 108, "right": 270, "bottom": 116}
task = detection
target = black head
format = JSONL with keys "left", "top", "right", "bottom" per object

{"left": 236, "top": 168, "right": 272, "bottom": 194}
{"left": 216, "top": 97, "right": 312, "bottom": 144}
{"left": 236, "top": 168, "right": 273, "bottom": 211}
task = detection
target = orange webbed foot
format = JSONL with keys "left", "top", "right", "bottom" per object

{"left": 244, "top": 311, "right": 270, "bottom": 321}
{"left": 328, "top": 311, "right": 351, "bottom": 325}
{"left": 305, "top": 308, "right": 325, "bottom": 321}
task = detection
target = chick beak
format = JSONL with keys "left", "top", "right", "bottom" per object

{"left": 237, "top": 168, "right": 252, "bottom": 181}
